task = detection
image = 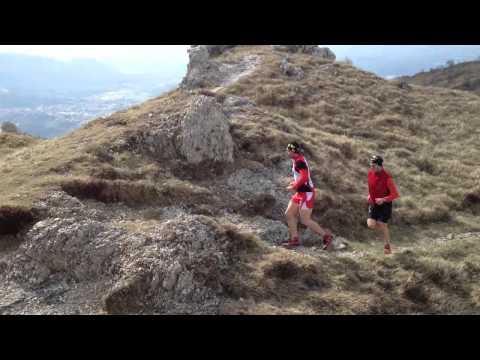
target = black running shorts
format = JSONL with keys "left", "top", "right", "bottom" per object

{"left": 368, "top": 202, "right": 393, "bottom": 224}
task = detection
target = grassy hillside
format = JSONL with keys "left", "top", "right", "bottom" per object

{"left": 1, "top": 46, "right": 480, "bottom": 314}
{"left": 398, "top": 60, "right": 480, "bottom": 95}
{"left": 2, "top": 46, "right": 480, "bottom": 236}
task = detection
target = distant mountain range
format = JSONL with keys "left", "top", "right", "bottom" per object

{"left": 327, "top": 45, "right": 480, "bottom": 78}
{"left": 0, "top": 54, "right": 124, "bottom": 93}
{"left": 0, "top": 53, "right": 179, "bottom": 95}
{"left": 0, "top": 53, "right": 182, "bottom": 137}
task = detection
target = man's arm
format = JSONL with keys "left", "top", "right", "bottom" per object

{"left": 383, "top": 178, "right": 400, "bottom": 202}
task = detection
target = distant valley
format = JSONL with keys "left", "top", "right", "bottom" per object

{"left": 0, "top": 53, "right": 183, "bottom": 138}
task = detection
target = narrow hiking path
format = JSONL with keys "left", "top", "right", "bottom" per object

{"left": 221, "top": 55, "right": 262, "bottom": 87}
{"left": 211, "top": 55, "right": 262, "bottom": 93}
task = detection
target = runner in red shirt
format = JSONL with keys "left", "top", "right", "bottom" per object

{"left": 367, "top": 155, "right": 400, "bottom": 255}
{"left": 282, "top": 142, "right": 334, "bottom": 250}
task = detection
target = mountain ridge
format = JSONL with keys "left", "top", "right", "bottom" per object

{"left": 1, "top": 45, "right": 479, "bottom": 314}
{"left": 397, "top": 59, "right": 480, "bottom": 95}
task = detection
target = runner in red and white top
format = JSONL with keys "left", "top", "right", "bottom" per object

{"left": 282, "top": 142, "right": 334, "bottom": 250}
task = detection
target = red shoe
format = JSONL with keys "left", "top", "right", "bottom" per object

{"left": 282, "top": 237, "right": 301, "bottom": 249}
{"left": 322, "top": 233, "right": 333, "bottom": 250}
{"left": 384, "top": 244, "right": 392, "bottom": 255}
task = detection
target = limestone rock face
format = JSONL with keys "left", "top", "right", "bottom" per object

{"left": 178, "top": 95, "right": 234, "bottom": 165}
{"left": 118, "top": 95, "right": 234, "bottom": 167}
{"left": 180, "top": 45, "right": 260, "bottom": 89}
{"left": 5, "top": 191, "right": 245, "bottom": 314}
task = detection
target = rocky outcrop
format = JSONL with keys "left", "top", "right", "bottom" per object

{"left": 178, "top": 95, "right": 234, "bottom": 164}
{"left": 280, "top": 57, "right": 305, "bottom": 80}
{"left": 180, "top": 45, "right": 260, "bottom": 89}
{"left": 181, "top": 46, "right": 220, "bottom": 88}
{"left": 4, "top": 191, "right": 250, "bottom": 314}
{"left": 121, "top": 95, "right": 234, "bottom": 166}
{"left": 273, "top": 45, "right": 336, "bottom": 60}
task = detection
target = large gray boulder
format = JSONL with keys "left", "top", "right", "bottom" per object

{"left": 178, "top": 95, "right": 234, "bottom": 165}
{"left": 119, "top": 95, "right": 234, "bottom": 166}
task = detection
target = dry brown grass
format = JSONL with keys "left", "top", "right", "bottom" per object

{"left": 0, "top": 90, "right": 190, "bottom": 208}
{"left": 215, "top": 46, "right": 480, "bottom": 238}
{"left": 0, "top": 132, "right": 40, "bottom": 159}
{"left": 399, "top": 60, "right": 480, "bottom": 96}
{"left": 2, "top": 46, "right": 478, "bottom": 240}
{"left": 2, "top": 46, "right": 480, "bottom": 315}
{"left": 60, "top": 177, "right": 219, "bottom": 210}
{"left": 218, "top": 232, "right": 480, "bottom": 314}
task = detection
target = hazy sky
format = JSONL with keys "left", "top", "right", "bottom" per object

{"left": 325, "top": 45, "right": 480, "bottom": 77}
{"left": 0, "top": 45, "right": 190, "bottom": 75}
{"left": 1, "top": 45, "right": 480, "bottom": 78}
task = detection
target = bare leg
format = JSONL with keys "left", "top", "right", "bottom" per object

{"left": 367, "top": 219, "right": 391, "bottom": 250}
{"left": 367, "top": 218, "right": 378, "bottom": 231}
{"left": 285, "top": 200, "right": 300, "bottom": 240}
{"left": 377, "top": 222, "right": 391, "bottom": 246}
{"left": 299, "top": 208, "right": 329, "bottom": 237}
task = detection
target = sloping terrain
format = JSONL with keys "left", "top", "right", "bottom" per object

{"left": 398, "top": 60, "right": 480, "bottom": 95}
{"left": 1, "top": 45, "right": 479, "bottom": 314}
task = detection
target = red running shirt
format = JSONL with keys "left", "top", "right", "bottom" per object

{"left": 368, "top": 169, "right": 400, "bottom": 205}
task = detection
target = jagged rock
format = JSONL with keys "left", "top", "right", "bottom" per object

{"left": 188, "top": 45, "right": 210, "bottom": 64}
{"left": 280, "top": 57, "right": 305, "bottom": 80}
{"left": 180, "top": 46, "right": 219, "bottom": 89}
{"left": 7, "top": 195, "right": 240, "bottom": 314}
{"left": 180, "top": 45, "right": 260, "bottom": 89}
{"left": 273, "top": 45, "right": 336, "bottom": 60}
{"left": 11, "top": 217, "right": 124, "bottom": 283}
{"left": 178, "top": 95, "right": 234, "bottom": 165}
{"left": 121, "top": 96, "right": 234, "bottom": 167}
{"left": 180, "top": 45, "right": 235, "bottom": 89}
